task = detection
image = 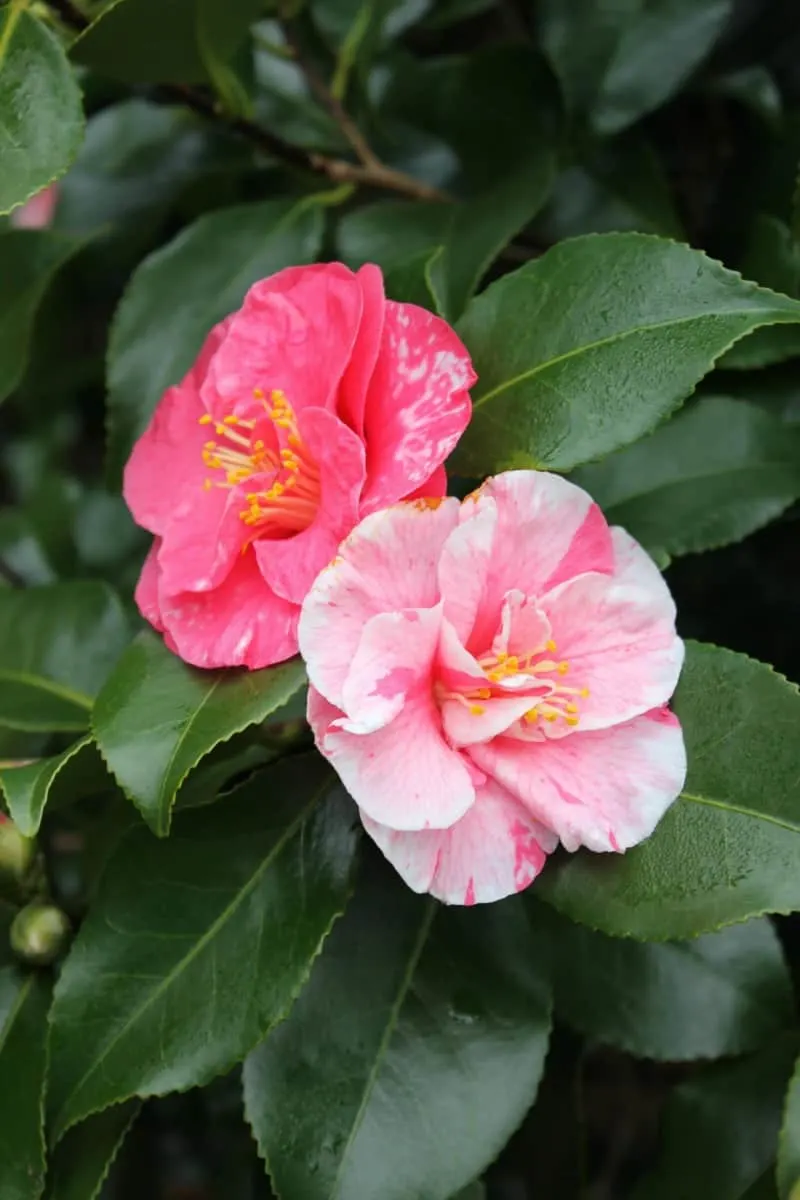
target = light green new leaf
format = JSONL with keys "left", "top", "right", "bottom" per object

{"left": 0, "top": 9, "right": 84, "bottom": 216}
{"left": 47, "top": 755, "right": 359, "bottom": 1140}
{"left": 0, "top": 231, "right": 82, "bottom": 403}
{"left": 106, "top": 196, "right": 326, "bottom": 484}
{"left": 536, "top": 904, "right": 793, "bottom": 1060}
{"left": 539, "top": 0, "right": 732, "bottom": 134}
{"left": 244, "top": 869, "right": 550, "bottom": 1200}
{"left": 71, "top": 0, "right": 261, "bottom": 84}
{"left": 92, "top": 630, "right": 307, "bottom": 835}
{"left": 538, "top": 642, "right": 800, "bottom": 940}
{"left": 573, "top": 396, "right": 800, "bottom": 561}
{"left": 0, "top": 736, "right": 111, "bottom": 838}
{"left": 633, "top": 1038, "right": 797, "bottom": 1200}
{"left": 0, "top": 584, "right": 129, "bottom": 733}
{"left": 45, "top": 1103, "right": 140, "bottom": 1200}
{"left": 0, "top": 967, "right": 51, "bottom": 1200}
{"left": 778, "top": 1058, "right": 800, "bottom": 1199}
{"left": 453, "top": 233, "right": 800, "bottom": 475}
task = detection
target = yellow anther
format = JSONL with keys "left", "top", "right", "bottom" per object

{"left": 524, "top": 709, "right": 538, "bottom": 724}
{"left": 469, "top": 705, "right": 485, "bottom": 716}
{"left": 557, "top": 662, "right": 569, "bottom": 675}
{"left": 477, "top": 688, "right": 492, "bottom": 700}
{"left": 253, "top": 387, "right": 265, "bottom": 399}
{"left": 565, "top": 703, "right": 578, "bottom": 714}
{"left": 203, "top": 479, "right": 212, "bottom": 491}
{"left": 544, "top": 712, "right": 558, "bottom": 722}
{"left": 580, "top": 688, "right": 590, "bottom": 698}
{"left": 566, "top": 717, "right": 579, "bottom": 727}
{"left": 223, "top": 414, "right": 238, "bottom": 425}
{"left": 198, "top": 413, "right": 213, "bottom": 425}
{"left": 546, "top": 639, "right": 557, "bottom": 652}
{"left": 505, "top": 656, "right": 519, "bottom": 671}
{"left": 496, "top": 651, "right": 508, "bottom": 662}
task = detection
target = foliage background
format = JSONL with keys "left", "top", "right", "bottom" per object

{"left": 3, "top": 0, "right": 800, "bottom": 1197}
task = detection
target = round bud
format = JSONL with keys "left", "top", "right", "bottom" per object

{"left": 0, "top": 819, "right": 36, "bottom": 885}
{"left": 10, "top": 904, "right": 71, "bottom": 967}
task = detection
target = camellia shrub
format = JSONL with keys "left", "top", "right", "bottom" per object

{"left": 3, "top": 0, "right": 800, "bottom": 1196}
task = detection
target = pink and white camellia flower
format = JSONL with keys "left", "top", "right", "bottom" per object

{"left": 300, "top": 471, "right": 687, "bottom": 905}
{"left": 124, "top": 263, "right": 475, "bottom": 668}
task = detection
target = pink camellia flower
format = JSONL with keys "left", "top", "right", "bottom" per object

{"left": 124, "top": 263, "right": 475, "bottom": 668}
{"left": 300, "top": 471, "right": 686, "bottom": 905}
{"left": 10, "top": 183, "right": 59, "bottom": 229}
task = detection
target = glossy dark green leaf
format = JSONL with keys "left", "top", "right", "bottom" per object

{"left": 454, "top": 234, "right": 800, "bottom": 474}
{"left": 45, "top": 1102, "right": 140, "bottom": 1200}
{"left": 0, "top": 967, "right": 51, "bottom": 1200}
{"left": 725, "top": 217, "right": 800, "bottom": 369}
{"left": 632, "top": 1037, "right": 797, "bottom": 1199}
{"left": 538, "top": 642, "right": 800, "bottom": 939}
{"left": 0, "top": 584, "right": 129, "bottom": 733}
{"left": 92, "top": 630, "right": 307, "bottom": 835}
{"left": 72, "top": 0, "right": 261, "bottom": 84}
{"left": 0, "top": 736, "right": 111, "bottom": 838}
{"left": 536, "top": 904, "right": 793, "bottom": 1060}
{"left": 48, "top": 755, "right": 359, "bottom": 1139}
{"left": 573, "top": 396, "right": 800, "bottom": 561}
{"left": 0, "top": 231, "right": 81, "bottom": 403}
{"left": 106, "top": 196, "right": 326, "bottom": 484}
{"left": 0, "top": 9, "right": 84, "bottom": 217}
{"left": 337, "top": 199, "right": 449, "bottom": 277}
{"left": 778, "top": 1057, "right": 800, "bottom": 1199}
{"left": 539, "top": 0, "right": 732, "bottom": 134}
{"left": 244, "top": 865, "right": 551, "bottom": 1200}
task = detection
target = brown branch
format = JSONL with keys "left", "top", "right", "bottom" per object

{"left": 45, "top": 0, "right": 448, "bottom": 203}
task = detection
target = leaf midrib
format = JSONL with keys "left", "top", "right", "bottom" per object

{"left": 331, "top": 900, "right": 437, "bottom": 1199}
{"left": 0, "top": 668, "right": 93, "bottom": 710}
{"left": 53, "top": 777, "right": 330, "bottom": 1136}
{"left": 601, "top": 457, "right": 800, "bottom": 512}
{"left": 472, "top": 306, "right": 800, "bottom": 410}
{"left": 682, "top": 790, "right": 800, "bottom": 834}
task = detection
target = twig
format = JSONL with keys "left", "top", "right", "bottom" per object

{"left": 44, "top": 0, "right": 448, "bottom": 203}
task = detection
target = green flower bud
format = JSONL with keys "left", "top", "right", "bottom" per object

{"left": 0, "top": 819, "right": 36, "bottom": 885}
{"left": 10, "top": 903, "right": 71, "bottom": 967}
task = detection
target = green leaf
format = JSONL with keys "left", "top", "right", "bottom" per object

{"left": 632, "top": 1037, "right": 797, "bottom": 1200}
{"left": 337, "top": 199, "right": 450, "bottom": 276}
{"left": 45, "top": 1103, "right": 140, "bottom": 1200}
{"left": 72, "top": 0, "right": 261, "bottom": 84}
{"left": 538, "top": 642, "right": 800, "bottom": 939}
{"left": 244, "top": 864, "right": 551, "bottom": 1200}
{"left": 0, "top": 583, "right": 129, "bottom": 733}
{"left": 778, "top": 1058, "right": 800, "bottom": 1199}
{"left": 106, "top": 196, "right": 326, "bottom": 485}
{"left": 539, "top": 0, "right": 732, "bottom": 134}
{"left": 536, "top": 904, "right": 793, "bottom": 1060}
{"left": 92, "top": 630, "right": 307, "bottom": 836}
{"left": 453, "top": 233, "right": 800, "bottom": 475}
{"left": 0, "top": 737, "right": 111, "bottom": 838}
{"left": 573, "top": 396, "right": 800, "bottom": 561}
{"left": 0, "top": 231, "right": 82, "bottom": 403}
{"left": 724, "top": 217, "right": 800, "bottom": 369}
{"left": 0, "top": 9, "right": 84, "bottom": 217}
{"left": 0, "top": 968, "right": 51, "bottom": 1200}
{"left": 47, "top": 754, "right": 359, "bottom": 1139}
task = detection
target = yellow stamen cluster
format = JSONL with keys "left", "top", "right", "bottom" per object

{"left": 454, "top": 639, "right": 590, "bottom": 729}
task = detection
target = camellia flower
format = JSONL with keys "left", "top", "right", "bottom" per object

{"left": 124, "top": 263, "right": 475, "bottom": 668}
{"left": 10, "top": 183, "right": 59, "bottom": 229}
{"left": 300, "top": 471, "right": 686, "bottom": 905}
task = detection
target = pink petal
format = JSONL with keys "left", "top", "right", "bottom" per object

{"left": 134, "top": 540, "right": 165, "bottom": 632}
{"left": 437, "top": 497, "right": 497, "bottom": 643}
{"left": 538, "top": 528, "right": 684, "bottom": 732}
{"left": 359, "top": 302, "right": 475, "bottom": 515}
{"left": 202, "top": 264, "right": 363, "bottom": 421}
{"left": 158, "top": 549, "right": 298, "bottom": 669}
{"left": 11, "top": 183, "right": 59, "bottom": 229}
{"left": 308, "top": 685, "right": 474, "bottom": 832}
{"left": 469, "top": 709, "right": 687, "bottom": 853}
{"left": 466, "top": 471, "right": 614, "bottom": 655}
{"left": 362, "top": 777, "right": 557, "bottom": 905}
{"left": 157, "top": 485, "right": 246, "bottom": 595}
{"left": 340, "top": 605, "right": 442, "bottom": 734}
{"left": 335, "top": 264, "right": 385, "bottom": 436}
{"left": 299, "top": 498, "right": 460, "bottom": 709}
{"left": 254, "top": 407, "right": 366, "bottom": 605}
{"left": 405, "top": 464, "right": 448, "bottom": 504}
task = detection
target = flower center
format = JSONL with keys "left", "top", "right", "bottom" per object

{"left": 443, "top": 639, "right": 589, "bottom": 730}
{"left": 199, "top": 389, "right": 320, "bottom": 535}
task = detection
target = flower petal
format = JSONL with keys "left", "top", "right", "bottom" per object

{"left": 437, "top": 496, "right": 497, "bottom": 643}
{"left": 340, "top": 604, "right": 442, "bottom": 734}
{"left": 362, "top": 777, "right": 556, "bottom": 905}
{"left": 308, "top": 685, "right": 475, "bottom": 831}
{"left": 299, "top": 498, "right": 460, "bottom": 708}
{"left": 254, "top": 407, "right": 366, "bottom": 605}
{"left": 202, "top": 264, "right": 363, "bottom": 420}
{"left": 466, "top": 471, "right": 614, "bottom": 654}
{"left": 359, "top": 302, "right": 475, "bottom": 514}
{"left": 134, "top": 540, "right": 165, "bottom": 632}
{"left": 158, "top": 549, "right": 298, "bottom": 669}
{"left": 539, "top": 528, "right": 684, "bottom": 731}
{"left": 336, "top": 263, "right": 385, "bottom": 436}
{"left": 158, "top": 485, "right": 246, "bottom": 595}
{"left": 469, "top": 708, "right": 687, "bottom": 852}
